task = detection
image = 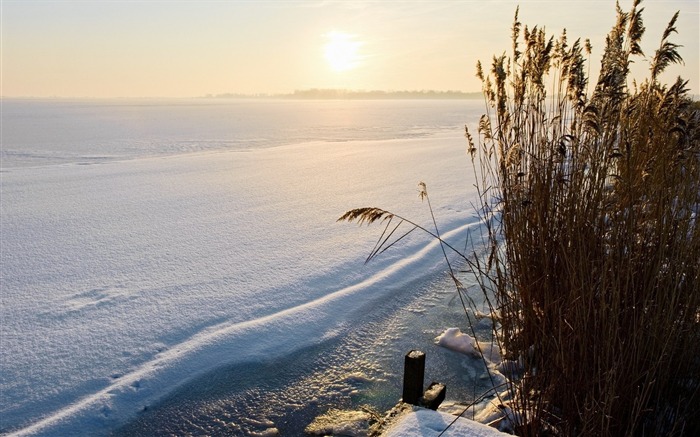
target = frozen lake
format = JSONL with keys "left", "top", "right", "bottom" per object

{"left": 1, "top": 99, "right": 497, "bottom": 435}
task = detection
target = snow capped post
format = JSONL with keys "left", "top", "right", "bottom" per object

{"left": 402, "top": 350, "right": 425, "bottom": 405}
{"left": 420, "top": 382, "right": 446, "bottom": 410}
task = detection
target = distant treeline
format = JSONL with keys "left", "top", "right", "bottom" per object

{"left": 203, "top": 89, "right": 483, "bottom": 100}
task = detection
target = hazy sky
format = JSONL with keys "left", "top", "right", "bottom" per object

{"left": 2, "top": 0, "right": 698, "bottom": 98}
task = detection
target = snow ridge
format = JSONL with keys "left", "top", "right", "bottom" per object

{"left": 8, "top": 220, "right": 480, "bottom": 436}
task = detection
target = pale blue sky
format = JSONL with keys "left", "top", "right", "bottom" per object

{"left": 2, "top": 0, "right": 698, "bottom": 97}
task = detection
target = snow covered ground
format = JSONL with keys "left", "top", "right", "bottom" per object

{"left": 383, "top": 406, "right": 509, "bottom": 437}
{"left": 1, "top": 99, "right": 489, "bottom": 435}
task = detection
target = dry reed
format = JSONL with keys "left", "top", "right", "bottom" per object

{"left": 470, "top": 1, "right": 700, "bottom": 435}
{"left": 340, "top": 1, "right": 699, "bottom": 435}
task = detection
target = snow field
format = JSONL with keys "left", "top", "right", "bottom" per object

{"left": 2, "top": 133, "right": 480, "bottom": 435}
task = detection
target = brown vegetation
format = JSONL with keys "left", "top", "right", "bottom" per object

{"left": 469, "top": 1, "right": 699, "bottom": 434}
{"left": 340, "top": 1, "right": 699, "bottom": 435}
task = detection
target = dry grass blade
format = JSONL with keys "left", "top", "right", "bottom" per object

{"left": 365, "top": 217, "right": 417, "bottom": 264}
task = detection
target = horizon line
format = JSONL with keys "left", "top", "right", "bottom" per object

{"left": 4, "top": 89, "right": 700, "bottom": 101}
{"left": 1, "top": 89, "right": 485, "bottom": 100}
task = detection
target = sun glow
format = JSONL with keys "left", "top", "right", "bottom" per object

{"left": 324, "top": 31, "right": 363, "bottom": 72}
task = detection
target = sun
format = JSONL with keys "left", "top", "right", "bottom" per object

{"left": 324, "top": 31, "right": 363, "bottom": 72}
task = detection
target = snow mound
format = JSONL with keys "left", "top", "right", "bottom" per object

{"left": 435, "top": 328, "right": 502, "bottom": 364}
{"left": 383, "top": 406, "right": 510, "bottom": 437}
{"left": 305, "top": 409, "right": 375, "bottom": 437}
{"left": 473, "top": 401, "right": 526, "bottom": 434}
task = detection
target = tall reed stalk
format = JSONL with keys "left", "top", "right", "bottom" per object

{"left": 469, "top": 1, "right": 699, "bottom": 435}
{"left": 340, "top": 1, "right": 699, "bottom": 435}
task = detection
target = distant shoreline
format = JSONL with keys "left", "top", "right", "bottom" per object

{"left": 0, "top": 91, "right": 482, "bottom": 101}
{"left": 5, "top": 90, "right": 698, "bottom": 101}
{"left": 203, "top": 89, "right": 484, "bottom": 100}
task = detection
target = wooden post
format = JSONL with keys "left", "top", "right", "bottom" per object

{"left": 420, "top": 382, "right": 446, "bottom": 410}
{"left": 402, "top": 350, "right": 425, "bottom": 405}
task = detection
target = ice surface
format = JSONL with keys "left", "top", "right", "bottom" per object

{"left": 1, "top": 100, "right": 486, "bottom": 436}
